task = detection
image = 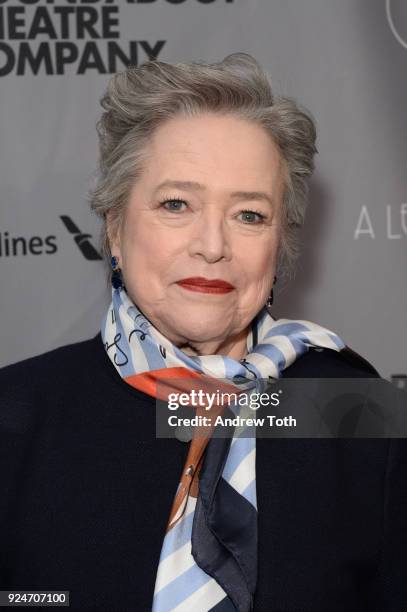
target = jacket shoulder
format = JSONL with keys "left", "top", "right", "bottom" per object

{"left": 0, "top": 336, "right": 103, "bottom": 413}
{"left": 0, "top": 336, "right": 103, "bottom": 437}
{"left": 0, "top": 336, "right": 98, "bottom": 383}
{"left": 283, "top": 345, "right": 380, "bottom": 378}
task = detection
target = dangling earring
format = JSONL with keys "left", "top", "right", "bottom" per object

{"left": 266, "top": 276, "right": 277, "bottom": 307}
{"left": 111, "top": 255, "right": 124, "bottom": 290}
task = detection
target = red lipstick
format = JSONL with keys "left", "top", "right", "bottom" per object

{"left": 176, "top": 277, "right": 235, "bottom": 294}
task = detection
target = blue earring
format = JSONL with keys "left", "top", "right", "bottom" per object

{"left": 111, "top": 256, "right": 124, "bottom": 290}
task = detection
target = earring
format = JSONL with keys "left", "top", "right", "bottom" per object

{"left": 266, "top": 276, "right": 277, "bottom": 307}
{"left": 111, "top": 255, "right": 124, "bottom": 290}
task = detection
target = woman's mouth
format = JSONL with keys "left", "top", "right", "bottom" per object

{"left": 176, "top": 277, "right": 235, "bottom": 294}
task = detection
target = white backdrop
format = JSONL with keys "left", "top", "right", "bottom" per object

{"left": 0, "top": 0, "right": 406, "bottom": 381}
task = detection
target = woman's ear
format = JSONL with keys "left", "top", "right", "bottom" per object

{"left": 106, "top": 210, "right": 121, "bottom": 260}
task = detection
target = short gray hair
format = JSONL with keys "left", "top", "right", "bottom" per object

{"left": 89, "top": 52, "right": 318, "bottom": 284}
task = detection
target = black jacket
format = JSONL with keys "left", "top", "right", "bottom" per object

{"left": 0, "top": 334, "right": 406, "bottom": 611}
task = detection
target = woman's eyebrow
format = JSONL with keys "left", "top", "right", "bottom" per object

{"left": 153, "top": 180, "right": 274, "bottom": 208}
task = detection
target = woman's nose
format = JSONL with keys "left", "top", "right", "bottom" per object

{"left": 188, "top": 210, "right": 232, "bottom": 263}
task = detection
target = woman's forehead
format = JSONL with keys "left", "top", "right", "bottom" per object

{"left": 139, "top": 116, "right": 284, "bottom": 192}
{"left": 148, "top": 112, "right": 279, "bottom": 153}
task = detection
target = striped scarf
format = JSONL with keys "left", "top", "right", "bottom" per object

{"left": 101, "top": 286, "right": 345, "bottom": 611}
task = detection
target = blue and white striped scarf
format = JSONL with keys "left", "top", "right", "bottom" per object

{"left": 101, "top": 286, "right": 345, "bottom": 611}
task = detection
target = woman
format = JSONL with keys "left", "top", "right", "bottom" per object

{"left": 0, "top": 53, "right": 405, "bottom": 611}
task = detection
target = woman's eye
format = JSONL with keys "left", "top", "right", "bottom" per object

{"left": 160, "top": 199, "right": 188, "bottom": 212}
{"left": 158, "top": 200, "right": 266, "bottom": 224}
{"left": 238, "top": 210, "right": 266, "bottom": 224}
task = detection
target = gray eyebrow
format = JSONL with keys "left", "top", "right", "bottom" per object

{"left": 154, "top": 180, "right": 274, "bottom": 208}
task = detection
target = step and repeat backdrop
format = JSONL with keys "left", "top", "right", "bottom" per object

{"left": 0, "top": 0, "right": 406, "bottom": 381}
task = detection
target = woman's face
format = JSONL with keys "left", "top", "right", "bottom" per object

{"left": 109, "top": 113, "right": 285, "bottom": 357}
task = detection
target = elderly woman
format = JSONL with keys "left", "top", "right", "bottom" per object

{"left": 0, "top": 53, "right": 405, "bottom": 612}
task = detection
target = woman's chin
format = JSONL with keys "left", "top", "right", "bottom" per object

{"left": 169, "top": 309, "right": 233, "bottom": 340}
